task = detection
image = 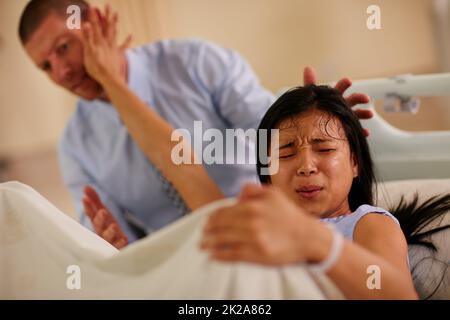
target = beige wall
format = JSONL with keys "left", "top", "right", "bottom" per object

{"left": 90, "top": 0, "right": 168, "bottom": 46}
{"left": 160, "top": 0, "right": 438, "bottom": 90}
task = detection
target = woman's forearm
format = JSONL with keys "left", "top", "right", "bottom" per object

{"left": 306, "top": 222, "right": 417, "bottom": 299}
{"left": 101, "top": 76, "right": 224, "bottom": 210}
{"left": 326, "top": 241, "right": 417, "bottom": 299}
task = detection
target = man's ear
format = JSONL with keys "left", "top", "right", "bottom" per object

{"left": 351, "top": 153, "right": 359, "bottom": 178}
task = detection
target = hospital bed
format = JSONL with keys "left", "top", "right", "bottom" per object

{"left": 345, "top": 72, "right": 450, "bottom": 181}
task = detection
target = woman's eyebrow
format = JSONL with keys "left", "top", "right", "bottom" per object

{"left": 278, "top": 138, "right": 336, "bottom": 149}
{"left": 311, "top": 138, "right": 335, "bottom": 144}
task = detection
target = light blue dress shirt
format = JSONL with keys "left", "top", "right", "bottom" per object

{"left": 58, "top": 39, "right": 275, "bottom": 242}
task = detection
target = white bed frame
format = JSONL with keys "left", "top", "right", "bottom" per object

{"left": 340, "top": 72, "right": 450, "bottom": 181}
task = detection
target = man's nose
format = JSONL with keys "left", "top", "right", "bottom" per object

{"left": 296, "top": 150, "right": 317, "bottom": 177}
{"left": 51, "top": 59, "right": 73, "bottom": 84}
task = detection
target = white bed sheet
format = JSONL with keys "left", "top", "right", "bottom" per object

{"left": 0, "top": 181, "right": 342, "bottom": 299}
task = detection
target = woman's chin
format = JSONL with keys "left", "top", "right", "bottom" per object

{"left": 294, "top": 200, "right": 324, "bottom": 217}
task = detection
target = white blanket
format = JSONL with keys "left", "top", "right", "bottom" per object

{"left": 0, "top": 182, "right": 343, "bottom": 299}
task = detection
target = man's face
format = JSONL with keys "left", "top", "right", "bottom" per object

{"left": 24, "top": 11, "right": 103, "bottom": 100}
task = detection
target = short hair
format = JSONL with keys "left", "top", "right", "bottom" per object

{"left": 18, "top": 0, "right": 89, "bottom": 44}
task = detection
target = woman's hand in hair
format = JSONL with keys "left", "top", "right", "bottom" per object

{"left": 200, "top": 184, "right": 327, "bottom": 265}
{"left": 303, "top": 66, "right": 372, "bottom": 136}
{"left": 81, "top": 5, "right": 132, "bottom": 87}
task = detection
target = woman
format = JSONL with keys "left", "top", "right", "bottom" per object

{"left": 200, "top": 85, "right": 450, "bottom": 299}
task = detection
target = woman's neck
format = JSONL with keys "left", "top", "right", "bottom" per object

{"left": 319, "top": 200, "right": 352, "bottom": 219}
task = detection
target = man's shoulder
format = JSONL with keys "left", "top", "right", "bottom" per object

{"left": 140, "top": 37, "right": 216, "bottom": 48}
{"left": 135, "top": 38, "right": 228, "bottom": 59}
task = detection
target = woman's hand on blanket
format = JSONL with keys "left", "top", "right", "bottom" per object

{"left": 200, "top": 183, "right": 326, "bottom": 265}
{"left": 83, "top": 186, "right": 128, "bottom": 249}
{"left": 303, "top": 66, "right": 372, "bottom": 137}
{"left": 81, "top": 5, "right": 132, "bottom": 86}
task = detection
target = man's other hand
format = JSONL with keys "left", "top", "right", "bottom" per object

{"left": 303, "top": 66, "right": 372, "bottom": 137}
{"left": 83, "top": 186, "right": 128, "bottom": 249}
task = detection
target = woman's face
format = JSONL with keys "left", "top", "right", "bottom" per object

{"left": 269, "top": 108, "right": 358, "bottom": 218}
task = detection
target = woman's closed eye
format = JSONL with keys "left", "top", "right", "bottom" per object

{"left": 279, "top": 153, "right": 295, "bottom": 159}
{"left": 277, "top": 141, "right": 296, "bottom": 159}
{"left": 318, "top": 148, "right": 336, "bottom": 153}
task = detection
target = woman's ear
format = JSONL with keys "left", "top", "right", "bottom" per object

{"left": 351, "top": 153, "right": 359, "bottom": 178}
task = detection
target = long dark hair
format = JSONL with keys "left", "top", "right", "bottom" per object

{"left": 256, "top": 85, "right": 450, "bottom": 260}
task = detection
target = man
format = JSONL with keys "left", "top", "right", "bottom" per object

{"left": 19, "top": 0, "right": 371, "bottom": 248}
